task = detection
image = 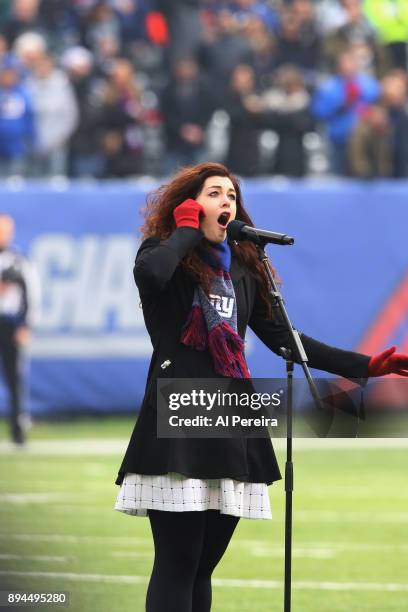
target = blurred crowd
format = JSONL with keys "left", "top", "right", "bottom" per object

{"left": 0, "top": 0, "right": 408, "bottom": 179}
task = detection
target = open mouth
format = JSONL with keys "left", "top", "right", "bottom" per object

{"left": 217, "top": 212, "right": 230, "bottom": 229}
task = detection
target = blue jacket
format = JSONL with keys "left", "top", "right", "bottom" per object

{"left": 313, "top": 74, "right": 380, "bottom": 144}
{"left": 0, "top": 84, "right": 35, "bottom": 158}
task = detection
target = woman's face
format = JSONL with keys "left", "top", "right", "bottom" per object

{"left": 195, "top": 176, "right": 237, "bottom": 243}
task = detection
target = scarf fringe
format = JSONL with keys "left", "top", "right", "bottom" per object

{"left": 208, "top": 322, "right": 250, "bottom": 378}
{"left": 181, "top": 305, "right": 207, "bottom": 350}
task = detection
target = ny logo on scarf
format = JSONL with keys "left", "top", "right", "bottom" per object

{"left": 209, "top": 294, "right": 235, "bottom": 319}
{"left": 181, "top": 239, "right": 250, "bottom": 379}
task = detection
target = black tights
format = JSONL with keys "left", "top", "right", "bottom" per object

{"left": 146, "top": 509, "right": 240, "bottom": 612}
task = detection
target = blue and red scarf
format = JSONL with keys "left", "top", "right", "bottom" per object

{"left": 181, "top": 240, "right": 250, "bottom": 378}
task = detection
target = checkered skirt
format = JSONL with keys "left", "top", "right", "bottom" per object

{"left": 114, "top": 472, "right": 272, "bottom": 520}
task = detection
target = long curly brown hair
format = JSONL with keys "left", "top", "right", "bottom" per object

{"left": 140, "top": 162, "right": 278, "bottom": 319}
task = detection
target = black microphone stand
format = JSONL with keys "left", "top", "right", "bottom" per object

{"left": 254, "top": 238, "right": 326, "bottom": 612}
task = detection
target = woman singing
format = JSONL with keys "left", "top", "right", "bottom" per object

{"left": 114, "top": 162, "right": 408, "bottom": 612}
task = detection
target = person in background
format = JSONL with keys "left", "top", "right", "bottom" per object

{"left": 312, "top": 48, "right": 380, "bottom": 175}
{"left": 198, "top": 8, "right": 255, "bottom": 101}
{"left": 98, "top": 57, "right": 146, "bottom": 178}
{"left": 12, "top": 30, "right": 47, "bottom": 73}
{"left": 0, "top": 0, "right": 46, "bottom": 47}
{"left": 322, "top": 0, "right": 389, "bottom": 78}
{"left": 381, "top": 70, "right": 408, "bottom": 178}
{"left": 364, "top": 0, "right": 408, "bottom": 71}
{"left": 259, "top": 63, "right": 314, "bottom": 177}
{"left": 0, "top": 214, "right": 40, "bottom": 445}
{"left": 348, "top": 103, "right": 392, "bottom": 178}
{"left": 315, "top": 0, "right": 349, "bottom": 34}
{"left": 26, "top": 51, "right": 79, "bottom": 177}
{"left": 155, "top": 0, "right": 202, "bottom": 66}
{"left": 243, "top": 15, "right": 277, "bottom": 90}
{"left": 81, "top": 0, "right": 122, "bottom": 73}
{"left": 229, "top": 0, "right": 279, "bottom": 33}
{"left": 160, "top": 56, "right": 214, "bottom": 176}
{"left": 114, "top": 0, "right": 150, "bottom": 51}
{"left": 224, "top": 63, "right": 262, "bottom": 177}
{"left": 0, "top": 33, "right": 8, "bottom": 62}
{"left": 0, "top": 54, "right": 34, "bottom": 177}
{"left": 62, "top": 45, "right": 105, "bottom": 178}
{"left": 274, "top": 2, "right": 321, "bottom": 82}
{"left": 349, "top": 69, "right": 408, "bottom": 179}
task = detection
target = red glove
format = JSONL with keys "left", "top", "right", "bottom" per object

{"left": 345, "top": 79, "right": 360, "bottom": 105}
{"left": 368, "top": 346, "right": 408, "bottom": 377}
{"left": 173, "top": 199, "right": 205, "bottom": 229}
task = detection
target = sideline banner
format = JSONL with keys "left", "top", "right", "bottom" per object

{"left": 0, "top": 180, "right": 407, "bottom": 414}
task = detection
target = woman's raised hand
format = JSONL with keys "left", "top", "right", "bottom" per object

{"left": 368, "top": 346, "right": 408, "bottom": 377}
{"left": 173, "top": 199, "right": 205, "bottom": 229}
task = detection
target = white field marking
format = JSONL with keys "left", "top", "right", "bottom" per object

{"left": 0, "top": 554, "right": 70, "bottom": 562}
{"left": 290, "top": 511, "right": 408, "bottom": 523}
{"left": 0, "top": 534, "right": 151, "bottom": 545}
{"left": 1, "top": 437, "right": 408, "bottom": 456}
{"left": 1, "top": 533, "right": 408, "bottom": 554}
{"left": 0, "top": 493, "right": 73, "bottom": 504}
{"left": 110, "top": 552, "right": 152, "bottom": 558}
{"left": 0, "top": 571, "right": 408, "bottom": 592}
{"left": 247, "top": 547, "right": 335, "bottom": 559}
{"left": 11, "top": 505, "right": 111, "bottom": 515}
{"left": 235, "top": 541, "right": 408, "bottom": 554}
{"left": 8, "top": 502, "right": 408, "bottom": 525}
{"left": 82, "top": 463, "right": 110, "bottom": 476}
{"left": 0, "top": 439, "right": 127, "bottom": 455}
{"left": 114, "top": 548, "right": 331, "bottom": 562}
{"left": 0, "top": 480, "right": 53, "bottom": 486}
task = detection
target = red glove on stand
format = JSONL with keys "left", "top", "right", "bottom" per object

{"left": 368, "top": 346, "right": 408, "bottom": 377}
{"left": 173, "top": 199, "right": 205, "bottom": 229}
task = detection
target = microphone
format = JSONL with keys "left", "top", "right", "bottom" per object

{"left": 227, "top": 220, "right": 294, "bottom": 246}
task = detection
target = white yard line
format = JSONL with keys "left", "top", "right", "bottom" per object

{"left": 0, "top": 493, "right": 73, "bottom": 504}
{"left": 0, "top": 554, "right": 69, "bottom": 562}
{"left": 290, "top": 511, "right": 408, "bottom": 523}
{"left": 0, "top": 533, "right": 150, "bottom": 545}
{"left": 236, "top": 541, "right": 408, "bottom": 553}
{"left": 1, "top": 533, "right": 408, "bottom": 552}
{"left": 1, "top": 438, "right": 408, "bottom": 455}
{"left": 0, "top": 571, "right": 407, "bottom": 592}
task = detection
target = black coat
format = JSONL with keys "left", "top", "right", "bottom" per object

{"left": 115, "top": 227, "right": 369, "bottom": 486}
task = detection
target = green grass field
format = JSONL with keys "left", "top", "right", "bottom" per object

{"left": 0, "top": 417, "right": 407, "bottom": 611}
